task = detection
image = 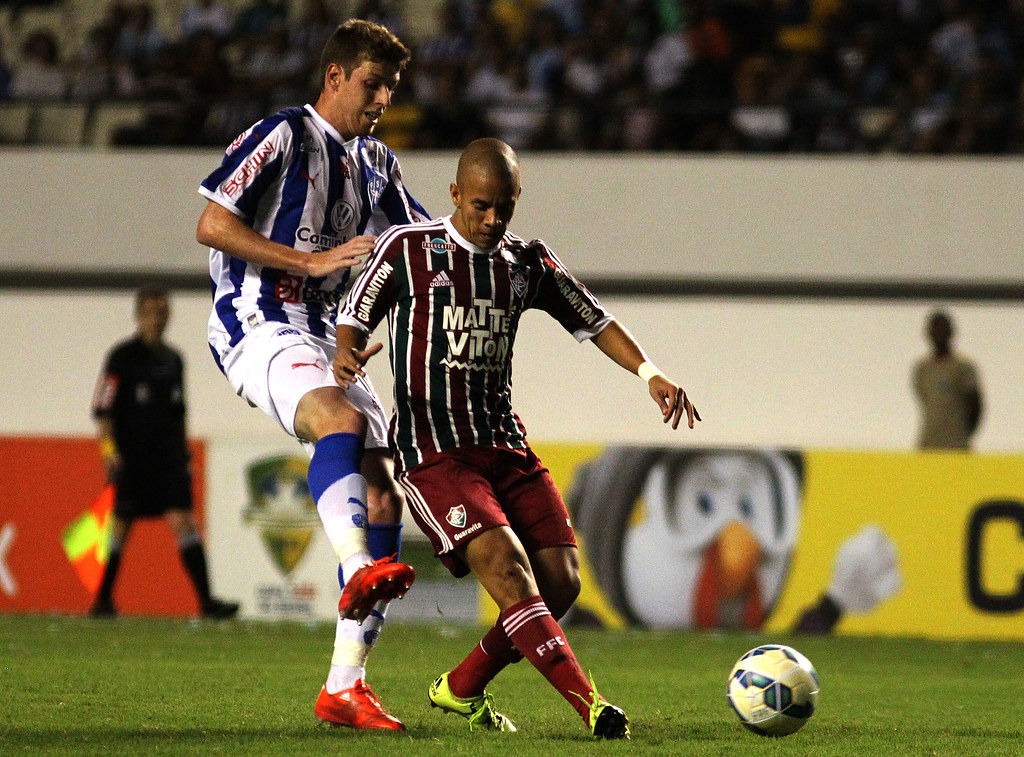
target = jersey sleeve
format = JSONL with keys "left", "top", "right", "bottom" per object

{"left": 92, "top": 347, "right": 122, "bottom": 419}
{"left": 532, "top": 243, "right": 614, "bottom": 342}
{"left": 337, "top": 226, "right": 404, "bottom": 334}
{"left": 197, "top": 114, "right": 291, "bottom": 221}
{"left": 362, "top": 142, "right": 431, "bottom": 235}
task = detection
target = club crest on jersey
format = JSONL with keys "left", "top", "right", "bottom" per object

{"left": 445, "top": 505, "right": 467, "bottom": 528}
{"left": 423, "top": 236, "right": 457, "bottom": 253}
{"left": 510, "top": 270, "right": 528, "bottom": 298}
{"left": 366, "top": 172, "right": 386, "bottom": 206}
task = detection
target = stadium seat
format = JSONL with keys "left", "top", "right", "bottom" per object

{"left": 30, "top": 102, "right": 89, "bottom": 146}
{"left": 0, "top": 103, "right": 33, "bottom": 144}
{"left": 856, "top": 107, "right": 897, "bottom": 147}
{"left": 87, "top": 102, "right": 150, "bottom": 148}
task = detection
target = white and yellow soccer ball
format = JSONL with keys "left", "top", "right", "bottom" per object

{"left": 726, "top": 644, "right": 820, "bottom": 737}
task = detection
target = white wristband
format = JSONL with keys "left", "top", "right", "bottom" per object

{"left": 637, "top": 361, "right": 664, "bottom": 383}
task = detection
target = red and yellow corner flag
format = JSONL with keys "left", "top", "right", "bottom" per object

{"left": 61, "top": 485, "right": 114, "bottom": 593}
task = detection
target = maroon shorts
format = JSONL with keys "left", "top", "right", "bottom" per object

{"left": 397, "top": 445, "right": 577, "bottom": 577}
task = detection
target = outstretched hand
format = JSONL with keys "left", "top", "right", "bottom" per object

{"left": 333, "top": 341, "right": 384, "bottom": 388}
{"left": 649, "top": 375, "right": 701, "bottom": 430}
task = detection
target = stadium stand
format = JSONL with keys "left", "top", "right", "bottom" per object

{"left": 86, "top": 100, "right": 149, "bottom": 146}
{"left": 0, "top": 100, "right": 31, "bottom": 142}
{"left": 30, "top": 100, "right": 87, "bottom": 143}
{"left": 1, "top": 0, "right": 1023, "bottom": 152}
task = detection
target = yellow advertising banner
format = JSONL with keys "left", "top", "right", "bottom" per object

{"left": 514, "top": 445, "right": 1024, "bottom": 642}
{"left": 767, "top": 450, "right": 1024, "bottom": 640}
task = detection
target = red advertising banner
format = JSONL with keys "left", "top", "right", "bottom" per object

{"left": 0, "top": 436, "right": 206, "bottom": 617}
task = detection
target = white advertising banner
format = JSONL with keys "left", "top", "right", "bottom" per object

{"left": 205, "top": 438, "right": 476, "bottom": 623}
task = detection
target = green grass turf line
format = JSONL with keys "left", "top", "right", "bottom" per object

{"left": 1, "top": 615, "right": 1022, "bottom": 755}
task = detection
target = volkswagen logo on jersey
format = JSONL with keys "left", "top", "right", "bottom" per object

{"left": 331, "top": 199, "right": 355, "bottom": 231}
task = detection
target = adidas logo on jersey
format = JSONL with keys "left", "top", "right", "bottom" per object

{"left": 430, "top": 270, "right": 454, "bottom": 288}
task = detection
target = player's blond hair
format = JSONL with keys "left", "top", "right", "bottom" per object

{"left": 318, "top": 19, "right": 411, "bottom": 84}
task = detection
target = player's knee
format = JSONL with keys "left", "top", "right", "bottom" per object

{"left": 295, "top": 386, "right": 367, "bottom": 440}
{"left": 485, "top": 557, "right": 539, "bottom": 607}
{"left": 564, "top": 569, "right": 582, "bottom": 603}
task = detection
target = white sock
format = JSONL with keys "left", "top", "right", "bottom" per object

{"left": 341, "top": 554, "right": 372, "bottom": 583}
{"left": 325, "top": 600, "right": 390, "bottom": 693}
{"left": 316, "top": 473, "right": 372, "bottom": 565}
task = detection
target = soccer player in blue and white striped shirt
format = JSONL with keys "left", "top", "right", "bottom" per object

{"left": 195, "top": 19, "right": 429, "bottom": 731}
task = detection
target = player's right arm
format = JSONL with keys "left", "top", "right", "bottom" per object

{"left": 333, "top": 325, "right": 383, "bottom": 389}
{"left": 333, "top": 227, "right": 404, "bottom": 386}
{"left": 196, "top": 201, "right": 375, "bottom": 277}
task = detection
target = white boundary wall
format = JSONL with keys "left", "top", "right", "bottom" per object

{"left": 4, "top": 292, "right": 1022, "bottom": 451}
{"left": 2, "top": 150, "right": 1023, "bottom": 282}
{"left": 2, "top": 151, "right": 1022, "bottom": 450}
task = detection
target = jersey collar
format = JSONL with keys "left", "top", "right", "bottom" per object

{"left": 305, "top": 104, "right": 347, "bottom": 144}
{"left": 442, "top": 215, "right": 501, "bottom": 255}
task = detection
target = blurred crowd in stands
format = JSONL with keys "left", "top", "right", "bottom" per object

{"left": 2, "top": 0, "right": 1024, "bottom": 152}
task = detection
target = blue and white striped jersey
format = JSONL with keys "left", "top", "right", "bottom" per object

{"left": 200, "top": 104, "right": 430, "bottom": 367}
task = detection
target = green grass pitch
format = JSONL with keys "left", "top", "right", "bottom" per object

{"left": 2, "top": 614, "right": 1022, "bottom": 755}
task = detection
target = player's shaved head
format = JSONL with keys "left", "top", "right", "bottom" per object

{"left": 456, "top": 138, "right": 520, "bottom": 191}
{"left": 449, "top": 138, "right": 521, "bottom": 248}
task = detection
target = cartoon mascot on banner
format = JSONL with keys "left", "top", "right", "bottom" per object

{"left": 567, "top": 447, "right": 900, "bottom": 632}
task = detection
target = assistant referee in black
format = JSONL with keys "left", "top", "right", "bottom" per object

{"left": 90, "top": 286, "right": 238, "bottom": 619}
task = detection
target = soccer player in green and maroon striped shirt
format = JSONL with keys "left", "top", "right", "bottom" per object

{"left": 335, "top": 138, "right": 700, "bottom": 738}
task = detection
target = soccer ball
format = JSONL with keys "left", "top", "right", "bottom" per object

{"left": 726, "top": 644, "right": 820, "bottom": 737}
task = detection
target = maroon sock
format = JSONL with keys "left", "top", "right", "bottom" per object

{"left": 501, "top": 596, "right": 594, "bottom": 722}
{"left": 448, "top": 621, "right": 523, "bottom": 698}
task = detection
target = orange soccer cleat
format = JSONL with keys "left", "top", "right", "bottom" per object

{"left": 337, "top": 556, "right": 415, "bottom": 623}
{"left": 315, "top": 680, "right": 405, "bottom": 730}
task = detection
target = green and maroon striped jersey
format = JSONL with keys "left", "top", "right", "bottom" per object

{"left": 339, "top": 216, "right": 613, "bottom": 472}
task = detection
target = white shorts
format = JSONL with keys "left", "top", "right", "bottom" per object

{"left": 220, "top": 321, "right": 390, "bottom": 451}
